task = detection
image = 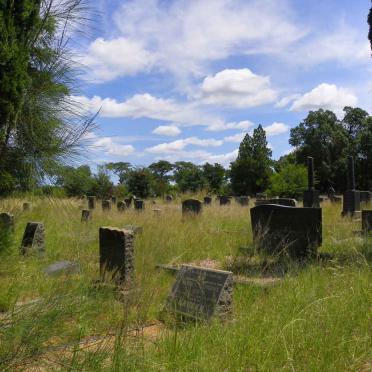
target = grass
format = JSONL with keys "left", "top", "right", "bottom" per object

{"left": 0, "top": 196, "right": 371, "bottom": 371}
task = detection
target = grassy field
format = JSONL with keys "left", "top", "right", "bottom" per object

{"left": 0, "top": 197, "right": 371, "bottom": 371}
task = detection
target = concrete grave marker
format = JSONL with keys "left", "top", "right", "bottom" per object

{"left": 303, "top": 157, "right": 320, "bottom": 208}
{"left": 134, "top": 199, "right": 144, "bottom": 211}
{"left": 362, "top": 210, "right": 372, "bottom": 234}
{"left": 250, "top": 204, "right": 322, "bottom": 258}
{"left": 342, "top": 156, "right": 361, "bottom": 217}
{"left": 219, "top": 196, "right": 231, "bottom": 206}
{"left": 204, "top": 196, "right": 212, "bottom": 205}
{"left": 182, "top": 199, "right": 202, "bottom": 215}
{"left": 102, "top": 200, "right": 111, "bottom": 212}
{"left": 87, "top": 196, "right": 96, "bottom": 210}
{"left": 99, "top": 227, "right": 134, "bottom": 285}
{"left": 81, "top": 209, "right": 92, "bottom": 222}
{"left": 20, "top": 222, "right": 45, "bottom": 256}
{"left": 164, "top": 265, "right": 233, "bottom": 320}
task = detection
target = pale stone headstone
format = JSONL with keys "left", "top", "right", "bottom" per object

{"left": 164, "top": 265, "right": 233, "bottom": 320}
{"left": 81, "top": 209, "right": 92, "bottom": 222}
{"left": 99, "top": 227, "right": 134, "bottom": 285}
{"left": 182, "top": 199, "right": 202, "bottom": 215}
{"left": 20, "top": 222, "right": 45, "bottom": 256}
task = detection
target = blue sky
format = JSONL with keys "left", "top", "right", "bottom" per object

{"left": 72, "top": 0, "right": 372, "bottom": 169}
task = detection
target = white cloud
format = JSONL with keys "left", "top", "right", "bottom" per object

{"left": 90, "top": 136, "right": 135, "bottom": 157}
{"left": 153, "top": 125, "right": 181, "bottom": 137}
{"left": 79, "top": 38, "right": 154, "bottom": 82}
{"left": 224, "top": 133, "right": 246, "bottom": 143}
{"left": 275, "top": 94, "right": 301, "bottom": 108}
{"left": 290, "top": 83, "right": 358, "bottom": 116}
{"left": 146, "top": 136, "right": 223, "bottom": 154}
{"left": 200, "top": 69, "right": 277, "bottom": 108}
{"left": 206, "top": 120, "right": 254, "bottom": 132}
{"left": 263, "top": 122, "right": 290, "bottom": 136}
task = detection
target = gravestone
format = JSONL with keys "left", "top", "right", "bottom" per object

{"left": 117, "top": 201, "right": 126, "bottom": 212}
{"left": 255, "top": 198, "right": 296, "bottom": 207}
{"left": 0, "top": 212, "right": 14, "bottom": 232}
{"left": 303, "top": 157, "right": 320, "bottom": 208}
{"left": 237, "top": 196, "right": 249, "bottom": 206}
{"left": 219, "top": 196, "right": 231, "bottom": 206}
{"left": 182, "top": 199, "right": 203, "bottom": 215}
{"left": 166, "top": 195, "right": 173, "bottom": 202}
{"left": 111, "top": 196, "right": 117, "bottom": 204}
{"left": 124, "top": 198, "right": 132, "bottom": 208}
{"left": 342, "top": 156, "right": 361, "bottom": 217}
{"left": 250, "top": 204, "right": 322, "bottom": 258}
{"left": 256, "top": 193, "right": 267, "bottom": 200}
{"left": 102, "top": 200, "right": 111, "bottom": 211}
{"left": 87, "top": 196, "right": 96, "bottom": 210}
{"left": 99, "top": 227, "right": 134, "bottom": 285}
{"left": 360, "top": 191, "right": 372, "bottom": 204}
{"left": 81, "top": 209, "right": 92, "bottom": 222}
{"left": 362, "top": 210, "right": 372, "bottom": 233}
{"left": 164, "top": 265, "right": 233, "bottom": 320}
{"left": 44, "top": 261, "right": 80, "bottom": 277}
{"left": 23, "top": 202, "right": 32, "bottom": 211}
{"left": 204, "top": 196, "right": 212, "bottom": 205}
{"left": 20, "top": 222, "right": 45, "bottom": 256}
{"left": 134, "top": 199, "right": 144, "bottom": 211}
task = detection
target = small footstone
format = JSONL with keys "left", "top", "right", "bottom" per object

{"left": 44, "top": 261, "right": 80, "bottom": 277}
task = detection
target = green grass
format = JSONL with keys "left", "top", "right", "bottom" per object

{"left": 0, "top": 197, "right": 371, "bottom": 371}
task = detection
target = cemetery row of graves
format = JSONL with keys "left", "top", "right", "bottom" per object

{"left": 0, "top": 156, "right": 371, "bottom": 369}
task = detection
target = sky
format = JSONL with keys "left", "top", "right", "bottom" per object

{"left": 71, "top": 0, "right": 372, "bottom": 169}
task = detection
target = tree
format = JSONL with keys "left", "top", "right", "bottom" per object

{"left": 202, "top": 163, "right": 226, "bottom": 193}
{"left": 173, "top": 162, "right": 205, "bottom": 193}
{"left": 230, "top": 125, "right": 272, "bottom": 195}
{"left": 368, "top": 2, "right": 372, "bottom": 52}
{"left": 56, "top": 165, "right": 94, "bottom": 197}
{"left": 92, "top": 167, "right": 113, "bottom": 199}
{"left": 357, "top": 117, "right": 372, "bottom": 189}
{"left": 106, "top": 162, "right": 132, "bottom": 184}
{"left": 127, "top": 168, "right": 152, "bottom": 198}
{"left": 148, "top": 160, "right": 174, "bottom": 196}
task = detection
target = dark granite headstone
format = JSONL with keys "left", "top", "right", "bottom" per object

{"left": 0, "top": 212, "right": 14, "bottom": 232}
{"left": 99, "top": 227, "right": 134, "bottom": 285}
{"left": 166, "top": 195, "right": 173, "bottom": 202}
{"left": 255, "top": 198, "right": 296, "bottom": 207}
{"left": 182, "top": 199, "right": 202, "bottom": 215}
{"left": 250, "top": 204, "right": 322, "bottom": 257}
{"left": 362, "top": 210, "right": 372, "bottom": 233}
{"left": 165, "top": 265, "right": 233, "bottom": 320}
{"left": 117, "top": 201, "right": 126, "bottom": 212}
{"left": 303, "top": 157, "right": 320, "bottom": 208}
{"left": 87, "top": 196, "right": 96, "bottom": 210}
{"left": 124, "top": 198, "right": 132, "bottom": 208}
{"left": 44, "top": 261, "right": 80, "bottom": 277}
{"left": 20, "top": 222, "right": 45, "bottom": 256}
{"left": 23, "top": 202, "right": 32, "bottom": 211}
{"left": 134, "top": 199, "right": 144, "bottom": 211}
{"left": 204, "top": 196, "right": 212, "bottom": 205}
{"left": 81, "top": 209, "right": 92, "bottom": 222}
{"left": 219, "top": 196, "right": 231, "bottom": 206}
{"left": 102, "top": 200, "right": 111, "bottom": 211}
{"left": 237, "top": 196, "right": 249, "bottom": 206}
{"left": 360, "top": 191, "right": 372, "bottom": 204}
{"left": 342, "top": 156, "right": 361, "bottom": 217}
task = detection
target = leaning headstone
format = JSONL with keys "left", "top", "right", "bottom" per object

{"left": 44, "top": 261, "right": 80, "bottom": 277}
{"left": 219, "top": 196, "right": 231, "bottom": 206}
{"left": 87, "top": 196, "right": 96, "bottom": 210}
{"left": 134, "top": 199, "right": 144, "bottom": 211}
{"left": 124, "top": 198, "right": 132, "bottom": 208}
{"left": 362, "top": 210, "right": 372, "bottom": 234}
{"left": 342, "top": 156, "right": 361, "bottom": 217}
{"left": 20, "top": 222, "right": 45, "bottom": 256}
{"left": 0, "top": 212, "right": 14, "bottom": 232}
{"left": 23, "top": 202, "right": 32, "bottom": 211}
{"left": 250, "top": 204, "right": 322, "bottom": 258}
{"left": 204, "top": 196, "right": 212, "bottom": 205}
{"left": 117, "top": 201, "right": 126, "bottom": 212}
{"left": 360, "top": 191, "right": 372, "bottom": 204}
{"left": 256, "top": 193, "right": 267, "bottom": 200}
{"left": 81, "top": 209, "right": 92, "bottom": 222}
{"left": 303, "top": 157, "right": 320, "bottom": 208}
{"left": 255, "top": 198, "right": 296, "bottom": 207}
{"left": 182, "top": 199, "right": 202, "bottom": 215}
{"left": 237, "top": 196, "right": 249, "bottom": 206}
{"left": 102, "top": 200, "right": 111, "bottom": 211}
{"left": 164, "top": 265, "right": 233, "bottom": 320}
{"left": 99, "top": 227, "right": 134, "bottom": 285}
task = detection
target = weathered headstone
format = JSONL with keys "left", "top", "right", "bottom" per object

{"left": 134, "top": 199, "right": 144, "bottom": 211}
{"left": 20, "top": 222, "right": 45, "bottom": 256}
{"left": 250, "top": 204, "right": 322, "bottom": 257}
{"left": 342, "top": 156, "right": 361, "bottom": 217}
{"left": 102, "top": 200, "right": 111, "bottom": 211}
{"left": 362, "top": 210, "right": 372, "bottom": 233}
{"left": 44, "top": 261, "right": 80, "bottom": 277}
{"left": 255, "top": 198, "right": 296, "bottom": 207}
{"left": 124, "top": 198, "right": 132, "bottom": 208}
{"left": 360, "top": 191, "right": 372, "bottom": 204}
{"left": 117, "top": 201, "right": 126, "bottom": 212}
{"left": 87, "top": 196, "right": 96, "bottom": 210}
{"left": 303, "top": 157, "right": 320, "bottom": 208}
{"left": 164, "top": 265, "right": 233, "bottom": 320}
{"left": 182, "top": 199, "right": 202, "bottom": 215}
{"left": 219, "top": 196, "right": 231, "bottom": 206}
{"left": 237, "top": 196, "right": 249, "bottom": 206}
{"left": 204, "top": 196, "right": 212, "bottom": 205}
{"left": 256, "top": 193, "right": 267, "bottom": 200}
{"left": 0, "top": 212, "right": 14, "bottom": 232}
{"left": 99, "top": 227, "right": 134, "bottom": 285}
{"left": 23, "top": 202, "right": 32, "bottom": 211}
{"left": 81, "top": 209, "right": 92, "bottom": 222}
